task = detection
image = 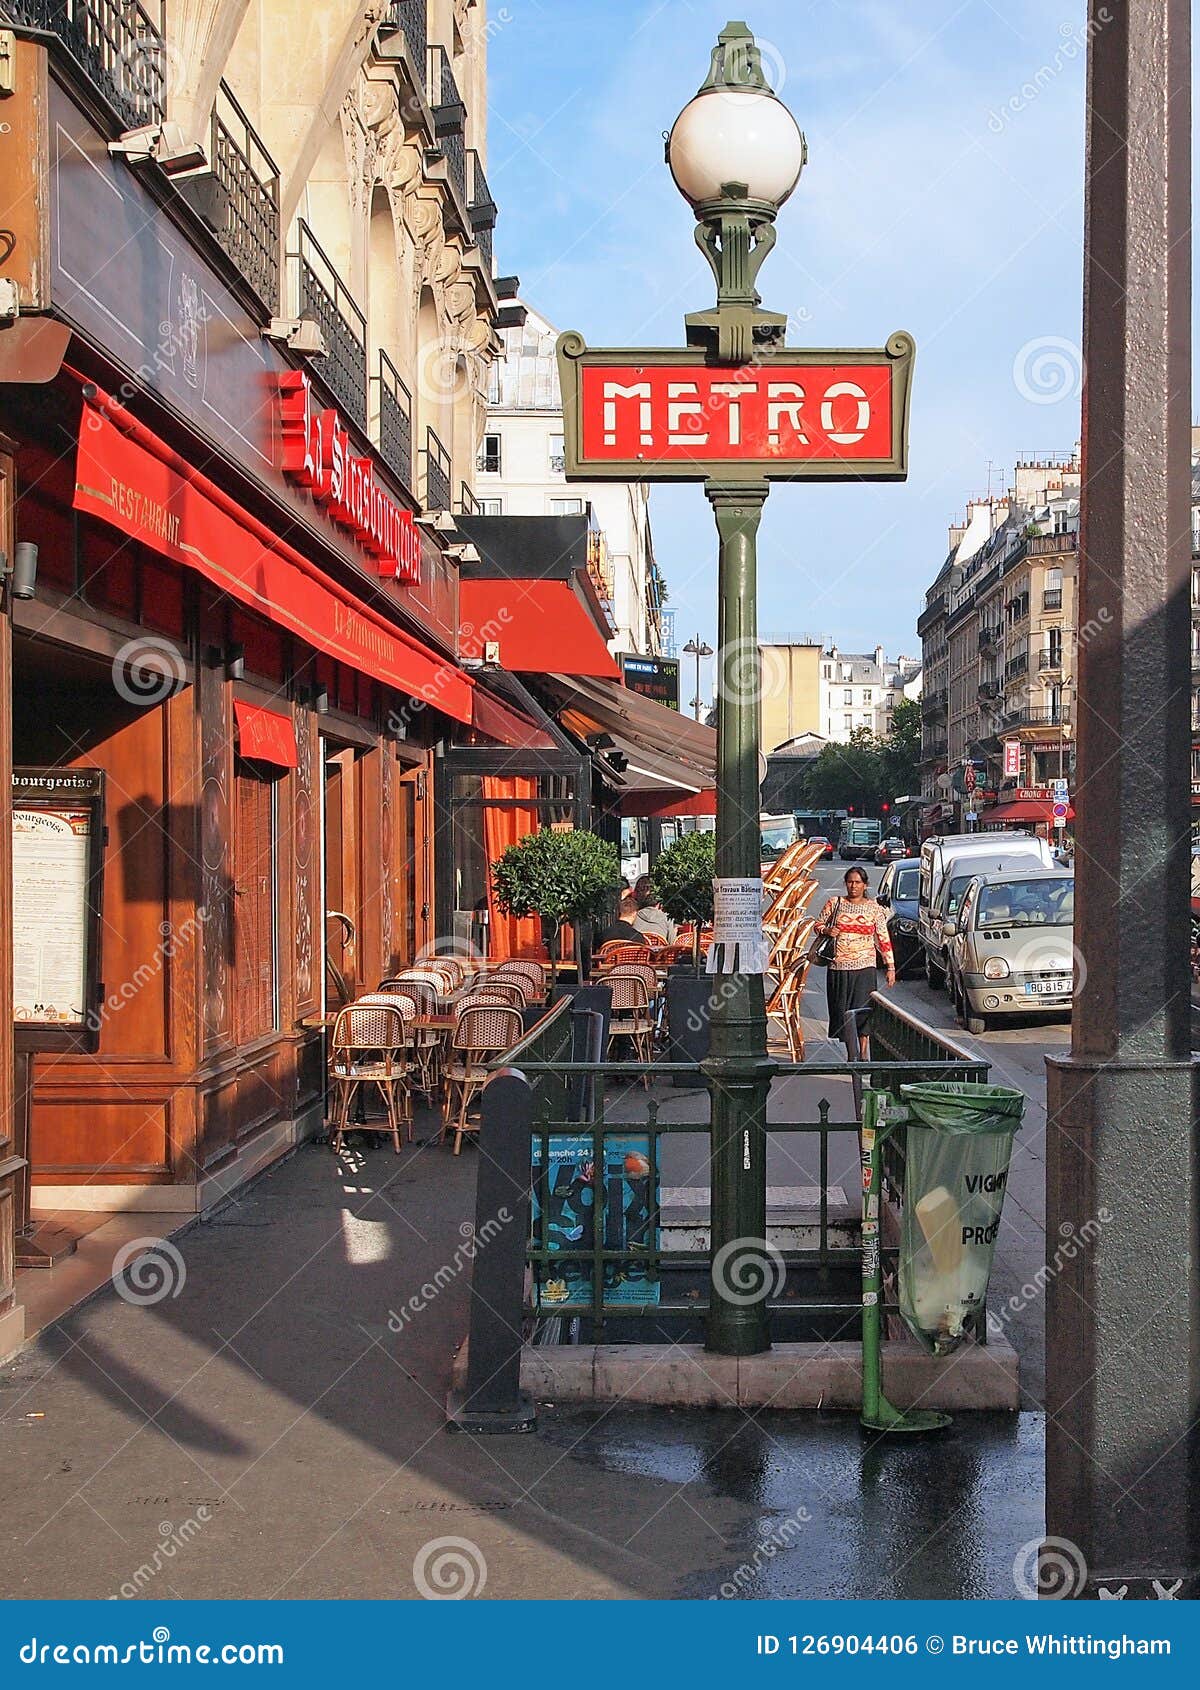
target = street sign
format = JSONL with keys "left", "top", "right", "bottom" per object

{"left": 1003, "top": 739, "right": 1022, "bottom": 778}
{"left": 1052, "top": 801, "right": 1069, "bottom": 821}
{"left": 557, "top": 333, "right": 915, "bottom": 482}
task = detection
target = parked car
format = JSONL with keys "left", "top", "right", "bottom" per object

{"left": 806, "top": 835, "right": 835, "bottom": 860}
{"left": 873, "top": 835, "right": 906, "bottom": 865}
{"left": 876, "top": 857, "right": 922, "bottom": 976}
{"left": 918, "top": 831, "right": 1056, "bottom": 990}
{"left": 946, "top": 869, "right": 1075, "bottom": 1034}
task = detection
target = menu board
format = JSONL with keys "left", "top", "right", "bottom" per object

{"left": 12, "top": 771, "right": 106, "bottom": 1050}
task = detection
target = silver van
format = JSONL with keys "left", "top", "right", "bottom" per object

{"left": 946, "top": 868, "right": 1075, "bottom": 1033}
{"left": 918, "top": 831, "right": 1054, "bottom": 989}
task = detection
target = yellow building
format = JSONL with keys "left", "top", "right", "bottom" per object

{"left": 759, "top": 640, "right": 823, "bottom": 753}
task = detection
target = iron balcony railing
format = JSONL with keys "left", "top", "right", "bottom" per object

{"left": 978, "top": 625, "right": 1002, "bottom": 650}
{"left": 468, "top": 148, "right": 496, "bottom": 271}
{"left": 456, "top": 482, "right": 481, "bottom": 517}
{"left": 1004, "top": 705, "right": 1064, "bottom": 730}
{"left": 1038, "top": 648, "right": 1063, "bottom": 671}
{"left": 1005, "top": 653, "right": 1029, "bottom": 680}
{"left": 375, "top": 350, "right": 414, "bottom": 494}
{"left": 379, "top": 1, "right": 427, "bottom": 100}
{"left": 5, "top": 0, "right": 166, "bottom": 130}
{"left": 429, "top": 43, "right": 467, "bottom": 206}
{"left": 421, "top": 426, "right": 452, "bottom": 513}
{"left": 210, "top": 81, "right": 280, "bottom": 310}
{"left": 296, "top": 221, "right": 367, "bottom": 433}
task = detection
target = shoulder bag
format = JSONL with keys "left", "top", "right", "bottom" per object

{"left": 810, "top": 898, "right": 841, "bottom": 968}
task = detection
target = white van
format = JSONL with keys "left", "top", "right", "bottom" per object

{"left": 918, "top": 832, "right": 1055, "bottom": 989}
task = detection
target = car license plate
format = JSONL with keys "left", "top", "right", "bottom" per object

{"left": 1025, "top": 978, "right": 1070, "bottom": 996}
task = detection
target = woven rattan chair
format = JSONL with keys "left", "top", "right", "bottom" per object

{"left": 329, "top": 1003, "right": 413, "bottom": 1152}
{"left": 766, "top": 959, "right": 813, "bottom": 1062}
{"left": 491, "top": 960, "right": 547, "bottom": 1000}
{"left": 607, "top": 974, "right": 654, "bottom": 1078}
{"left": 461, "top": 976, "right": 527, "bottom": 1009}
{"left": 358, "top": 990, "right": 440, "bottom": 1094}
{"left": 444, "top": 1004, "right": 524, "bottom": 1154}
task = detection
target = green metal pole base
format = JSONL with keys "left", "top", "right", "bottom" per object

{"left": 860, "top": 1395, "right": 952, "bottom": 1436}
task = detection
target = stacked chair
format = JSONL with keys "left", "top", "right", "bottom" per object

{"left": 762, "top": 841, "right": 826, "bottom": 1062}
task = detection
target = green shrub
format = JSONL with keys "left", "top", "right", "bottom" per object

{"left": 491, "top": 828, "right": 622, "bottom": 959}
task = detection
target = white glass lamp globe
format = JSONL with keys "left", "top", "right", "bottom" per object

{"left": 668, "top": 88, "right": 805, "bottom": 211}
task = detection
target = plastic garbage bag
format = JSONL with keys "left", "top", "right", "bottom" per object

{"left": 897, "top": 1081, "right": 1025, "bottom": 1354}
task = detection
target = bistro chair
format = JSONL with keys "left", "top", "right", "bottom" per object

{"left": 766, "top": 959, "right": 813, "bottom": 1063}
{"left": 328, "top": 1003, "right": 413, "bottom": 1153}
{"left": 595, "top": 941, "right": 655, "bottom": 970}
{"left": 453, "top": 990, "right": 514, "bottom": 1016}
{"left": 359, "top": 989, "right": 439, "bottom": 1094}
{"left": 429, "top": 956, "right": 467, "bottom": 988}
{"left": 460, "top": 976, "right": 527, "bottom": 1009}
{"left": 607, "top": 974, "right": 655, "bottom": 1079}
{"left": 444, "top": 1004, "right": 524, "bottom": 1154}
{"left": 492, "top": 960, "right": 547, "bottom": 1000}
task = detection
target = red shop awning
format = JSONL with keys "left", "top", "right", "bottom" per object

{"left": 470, "top": 685, "right": 556, "bottom": 750}
{"left": 459, "top": 578, "right": 619, "bottom": 678}
{"left": 74, "top": 389, "right": 472, "bottom": 723}
{"left": 234, "top": 700, "right": 298, "bottom": 767}
{"left": 621, "top": 788, "right": 718, "bottom": 819}
{"left": 984, "top": 798, "right": 1075, "bottom": 823}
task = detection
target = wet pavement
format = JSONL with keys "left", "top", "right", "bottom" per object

{"left": 0, "top": 1136, "right": 1044, "bottom": 1601}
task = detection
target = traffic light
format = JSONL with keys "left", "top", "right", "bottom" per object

{"left": 847, "top": 803, "right": 855, "bottom": 814}
{"left": 881, "top": 801, "right": 891, "bottom": 815}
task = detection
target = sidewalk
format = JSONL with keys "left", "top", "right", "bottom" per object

{"left": 0, "top": 1069, "right": 1044, "bottom": 1600}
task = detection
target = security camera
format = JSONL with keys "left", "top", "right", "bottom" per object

{"left": 415, "top": 511, "right": 458, "bottom": 533}
{"left": 264, "top": 318, "right": 328, "bottom": 357}
{"left": 110, "top": 122, "right": 208, "bottom": 175}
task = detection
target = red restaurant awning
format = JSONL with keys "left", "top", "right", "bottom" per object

{"left": 459, "top": 579, "right": 620, "bottom": 678}
{"left": 234, "top": 701, "right": 298, "bottom": 767}
{"left": 985, "top": 798, "right": 1075, "bottom": 823}
{"left": 621, "top": 788, "right": 717, "bottom": 818}
{"left": 74, "top": 389, "right": 473, "bottom": 722}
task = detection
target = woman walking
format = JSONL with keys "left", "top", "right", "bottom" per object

{"left": 815, "top": 867, "right": 895, "bottom": 1064}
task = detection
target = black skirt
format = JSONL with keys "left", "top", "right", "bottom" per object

{"left": 826, "top": 966, "right": 877, "bottom": 1038}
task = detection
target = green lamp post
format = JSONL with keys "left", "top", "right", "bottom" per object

{"left": 665, "top": 23, "right": 806, "bottom": 1356}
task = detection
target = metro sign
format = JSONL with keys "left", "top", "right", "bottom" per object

{"left": 556, "top": 332, "right": 914, "bottom": 482}
{"left": 280, "top": 372, "right": 422, "bottom": 583}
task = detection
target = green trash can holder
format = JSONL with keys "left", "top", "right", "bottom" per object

{"left": 859, "top": 1082, "right": 1025, "bottom": 1436}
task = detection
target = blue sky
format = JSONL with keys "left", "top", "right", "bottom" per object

{"left": 486, "top": 0, "right": 1188, "bottom": 695}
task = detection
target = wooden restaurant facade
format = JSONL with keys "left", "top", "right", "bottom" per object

{"left": 0, "top": 12, "right": 539, "bottom": 1357}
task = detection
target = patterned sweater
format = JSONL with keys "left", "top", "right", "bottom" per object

{"left": 817, "top": 897, "right": 893, "bottom": 972}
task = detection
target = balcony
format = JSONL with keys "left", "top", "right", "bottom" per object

{"left": 429, "top": 44, "right": 467, "bottom": 208}
{"left": 922, "top": 737, "right": 948, "bottom": 762}
{"left": 379, "top": 1, "right": 427, "bottom": 101}
{"left": 296, "top": 222, "right": 367, "bottom": 433}
{"left": 1005, "top": 653, "right": 1028, "bottom": 681}
{"left": 978, "top": 624, "right": 1002, "bottom": 652}
{"left": 1038, "top": 648, "right": 1064, "bottom": 671}
{"left": 921, "top": 688, "right": 947, "bottom": 720}
{"left": 209, "top": 81, "right": 280, "bottom": 310}
{"left": 1005, "top": 595, "right": 1030, "bottom": 626}
{"left": 1004, "top": 706, "right": 1065, "bottom": 731}
{"left": 7, "top": 0, "right": 167, "bottom": 131}
{"left": 468, "top": 149, "right": 497, "bottom": 272}
{"left": 375, "top": 350, "right": 414, "bottom": 494}
{"left": 421, "top": 426, "right": 452, "bottom": 513}
{"left": 1042, "top": 588, "right": 1063, "bottom": 610}
{"left": 456, "top": 483, "right": 481, "bottom": 517}
{"left": 977, "top": 678, "right": 1001, "bottom": 700}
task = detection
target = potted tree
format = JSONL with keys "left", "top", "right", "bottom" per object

{"left": 490, "top": 828, "right": 622, "bottom": 976}
{"left": 651, "top": 831, "right": 716, "bottom": 1080}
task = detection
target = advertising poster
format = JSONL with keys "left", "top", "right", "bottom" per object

{"left": 531, "top": 1132, "right": 660, "bottom": 1307}
{"left": 13, "top": 807, "right": 92, "bottom": 1026}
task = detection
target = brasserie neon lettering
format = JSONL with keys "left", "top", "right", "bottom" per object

{"left": 280, "top": 372, "right": 421, "bottom": 584}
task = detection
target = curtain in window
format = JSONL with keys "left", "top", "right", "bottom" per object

{"left": 481, "top": 776, "right": 546, "bottom": 961}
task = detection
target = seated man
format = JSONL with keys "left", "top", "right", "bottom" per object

{"left": 600, "top": 889, "right": 644, "bottom": 945}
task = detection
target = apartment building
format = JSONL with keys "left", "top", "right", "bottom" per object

{"left": 477, "top": 301, "right": 665, "bottom": 656}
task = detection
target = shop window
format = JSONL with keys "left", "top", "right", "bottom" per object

{"left": 233, "top": 764, "right": 280, "bottom": 1042}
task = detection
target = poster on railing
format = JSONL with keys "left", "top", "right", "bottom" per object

{"left": 531, "top": 1133, "right": 660, "bottom": 1307}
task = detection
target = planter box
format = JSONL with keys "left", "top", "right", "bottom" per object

{"left": 664, "top": 971, "right": 712, "bottom": 1086}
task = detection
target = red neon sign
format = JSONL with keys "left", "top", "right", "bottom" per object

{"left": 280, "top": 372, "right": 421, "bottom": 583}
{"left": 578, "top": 361, "right": 894, "bottom": 466}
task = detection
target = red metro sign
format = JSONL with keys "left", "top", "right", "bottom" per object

{"left": 280, "top": 372, "right": 421, "bottom": 583}
{"left": 557, "top": 333, "right": 914, "bottom": 482}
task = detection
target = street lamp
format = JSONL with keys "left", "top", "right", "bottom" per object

{"left": 683, "top": 634, "right": 713, "bottom": 721}
{"left": 665, "top": 23, "right": 806, "bottom": 1356}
